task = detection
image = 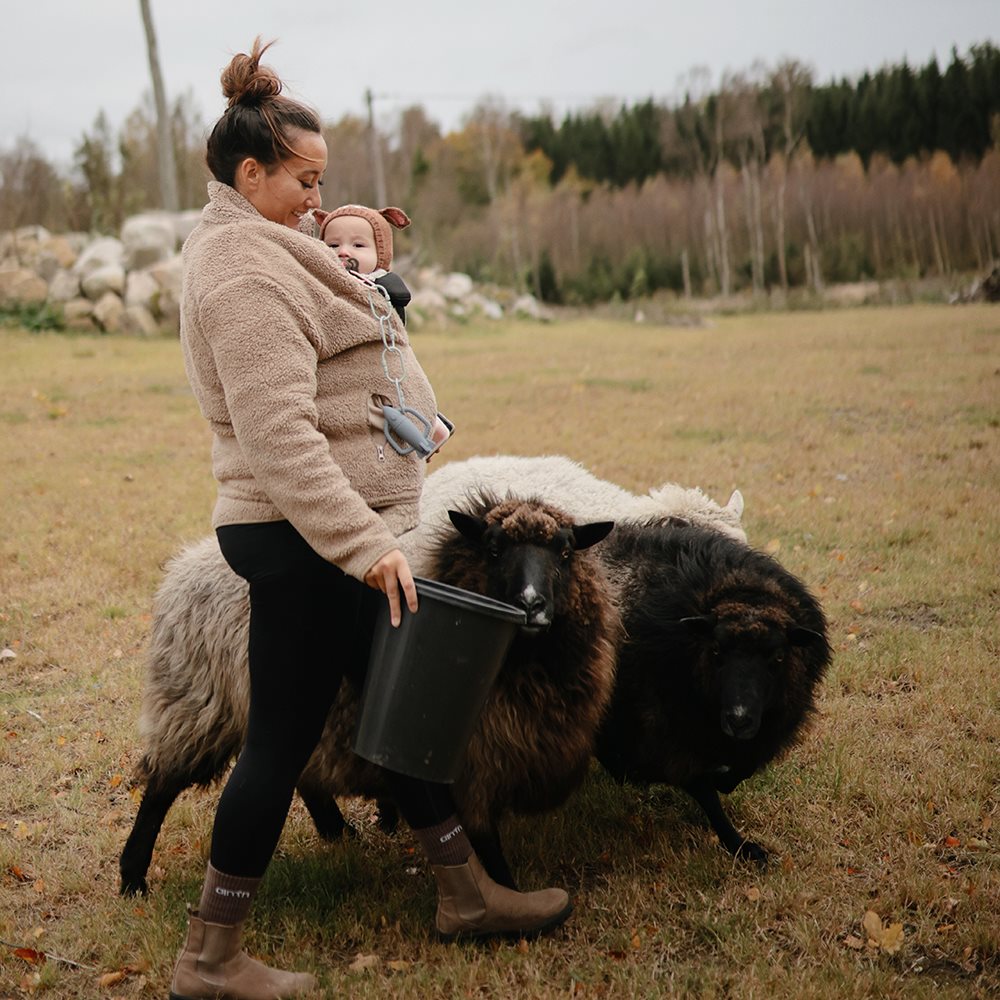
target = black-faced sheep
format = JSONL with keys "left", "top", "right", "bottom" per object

{"left": 120, "top": 493, "right": 617, "bottom": 895}
{"left": 593, "top": 520, "right": 831, "bottom": 863}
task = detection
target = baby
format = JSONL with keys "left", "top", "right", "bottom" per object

{"left": 315, "top": 204, "right": 412, "bottom": 324}
{"left": 316, "top": 203, "right": 452, "bottom": 458}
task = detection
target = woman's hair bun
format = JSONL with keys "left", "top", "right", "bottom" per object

{"left": 221, "top": 37, "right": 283, "bottom": 109}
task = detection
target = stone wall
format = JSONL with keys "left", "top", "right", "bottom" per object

{"left": 0, "top": 212, "right": 550, "bottom": 334}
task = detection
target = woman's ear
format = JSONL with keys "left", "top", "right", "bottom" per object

{"left": 234, "top": 156, "right": 262, "bottom": 195}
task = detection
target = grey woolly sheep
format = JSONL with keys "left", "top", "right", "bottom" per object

{"left": 120, "top": 493, "right": 617, "bottom": 895}
{"left": 402, "top": 455, "right": 746, "bottom": 577}
{"left": 594, "top": 520, "right": 831, "bottom": 863}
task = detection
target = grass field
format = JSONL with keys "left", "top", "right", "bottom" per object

{"left": 1, "top": 304, "right": 997, "bottom": 998}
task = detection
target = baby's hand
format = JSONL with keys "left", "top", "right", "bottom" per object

{"left": 425, "top": 415, "right": 453, "bottom": 462}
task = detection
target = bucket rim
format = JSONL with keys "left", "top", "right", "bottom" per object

{"left": 413, "top": 576, "right": 527, "bottom": 625}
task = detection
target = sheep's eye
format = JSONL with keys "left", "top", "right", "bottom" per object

{"left": 487, "top": 544, "right": 501, "bottom": 559}
{"left": 561, "top": 547, "right": 572, "bottom": 561}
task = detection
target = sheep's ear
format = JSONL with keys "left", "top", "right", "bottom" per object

{"left": 679, "top": 615, "right": 716, "bottom": 637}
{"left": 448, "top": 509, "right": 487, "bottom": 542}
{"left": 788, "top": 625, "right": 825, "bottom": 647}
{"left": 572, "top": 520, "right": 615, "bottom": 550}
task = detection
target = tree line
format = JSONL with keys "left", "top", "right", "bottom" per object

{"left": 2, "top": 43, "right": 998, "bottom": 303}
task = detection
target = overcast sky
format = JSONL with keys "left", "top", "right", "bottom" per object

{"left": 4, "top": 1, "right": 997, "bottom": 167}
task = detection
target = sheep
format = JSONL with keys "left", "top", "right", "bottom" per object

{"left": 120, "top": 493, "right": 618, "bottom": 896}
{"left": 592, "top": 520, "right": 831, "bottom": 864}
{"left": 401, "top": 455, "right": 747, "bottom": 580}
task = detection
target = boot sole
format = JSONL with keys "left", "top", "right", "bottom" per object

{"left": 436, "top": 898, "right": 573, "bottom": 943}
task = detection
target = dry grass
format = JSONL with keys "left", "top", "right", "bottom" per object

{"left": 1, "top": 304, "right": 997, "bottom": 998}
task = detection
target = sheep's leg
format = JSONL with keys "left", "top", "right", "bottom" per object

{"left": 468, "top": 826, "right": 518, "bottom": 890}
{"left": 296, "top": 779, "right": 351, "bottom": 841}
{"left": 119, "top": 772, "right": 191, "bottom": 896}
{"left": 682, "top": 779, "right": 768, "bottom": 865}
{"left": 375, "top": 796, "right": 400, "bottom": 834}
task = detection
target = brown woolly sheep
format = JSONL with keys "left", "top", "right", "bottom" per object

{"left": 594, "top": 520, "right": 831, "bottom": 863}
{"left": 120, "top": 493, "right": 617, "bottom": 895}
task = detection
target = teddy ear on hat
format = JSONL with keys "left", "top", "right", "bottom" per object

{"left": 380, "top": 207, "right": 411, "bottom": 231}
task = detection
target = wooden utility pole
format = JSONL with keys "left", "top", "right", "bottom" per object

{"left": 366, "top": 89, "right": 387, "bottom": 207}
{"left": 139, "top": 0, "right": 179, "bottom": 211}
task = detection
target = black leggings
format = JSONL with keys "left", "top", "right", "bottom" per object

{"left": 213, "top": 520, "right": 456, "bottom": 877}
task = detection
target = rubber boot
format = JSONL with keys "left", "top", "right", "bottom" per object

{"left": 169, "top": 914, "right": 316, "bottom": 999}
{"left": 431, "top": 853, "right": 573, "bottom": 940}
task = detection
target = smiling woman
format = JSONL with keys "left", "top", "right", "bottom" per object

{"left": 163, "top": 34, "right": 573, "bottom": 1000}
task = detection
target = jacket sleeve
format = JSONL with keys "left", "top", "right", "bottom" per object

{"left": 197, "top": 272, "right": 400, "bottom": 580}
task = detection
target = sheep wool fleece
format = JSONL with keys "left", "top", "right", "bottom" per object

{"left": 181, "top": 182, "right": 436, "bottom": 581}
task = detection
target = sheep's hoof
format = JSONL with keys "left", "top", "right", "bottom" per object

{"left": 376, "top": 801, "right": 400, "bottom": 835}
{"left": 119, "top": 875, "right": 148, "bottom": 897}
{"left": 317, "top": 822, "right": 354, "bottom": 843}
{"left": 735, "top": 840, "right": 768, "bottom": 866}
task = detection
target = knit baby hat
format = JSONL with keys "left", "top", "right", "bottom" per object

{"left": 315, "top": 204, "right": 411, "bottom": 270}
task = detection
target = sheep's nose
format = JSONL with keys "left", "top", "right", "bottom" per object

{"left": 518, "top": 590, "right": 550, "bottom": 627}
{"left": 722, "top": 704, "right": 759, "bottom": 740}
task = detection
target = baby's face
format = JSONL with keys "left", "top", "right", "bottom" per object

{"left": 323, "top": 215, "right": 379, "bottom": 274}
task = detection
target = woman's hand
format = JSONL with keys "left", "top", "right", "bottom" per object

{"left": 364, "top": 548, "right": 418, "bottom": 627}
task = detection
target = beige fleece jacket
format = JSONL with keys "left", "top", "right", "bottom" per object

{"left": 180, "top": 182, "right": 437, "bottom": 581}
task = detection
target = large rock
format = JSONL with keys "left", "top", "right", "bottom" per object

{"left": 81, "top": 263, "right": 126, "bottom": 300}
{"left": 121, "top": 213, "right": 178, "bottom": 271}
{"left": 124, "top": 268, "right": 161, "bottom": 311}
{"left": 36, "top": 236, "right": 78, "bottom": 278}
{"left": 0, "top": 266, "right": 48, "bottom": 304}
{"left": 48, "top": 269, "right": 81, "bottom": 302}
{"left": 148, "top": 255, "right": 183, "bottom": 328}
{"left": 172, "top": 210, "right": 202, "bottom": 244}
{"left": 124, "top": 304, "right": 160, "bottom": 337}
{"left": 63, "top": 298, "right": 96, "bottom": 330}
{"left": 92, "top": 291, "right": 124, "bottom": 333}
{"left": 511, "top": 293, "right": 550, "bottom": 321}
{"left": 74, "top": 236, "right": 124, "bottom": 278}
{"left": 440, "top": 272, "right": 474, "bottom": 300}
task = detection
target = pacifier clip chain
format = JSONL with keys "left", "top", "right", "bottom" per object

{"left": 368, "top": 286, "right": 436, "bottom": 458}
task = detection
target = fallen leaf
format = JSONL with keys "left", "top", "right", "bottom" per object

{"left": 13, "top": 946, "right": 46, "bottom": 966}
{"left": 880, "top": 922, "right": 904, "bottom": 954}
{"left": 109, "top": 774, "right": 123, "bottom": 789}
{"left": 744, "top": 886, "right": 761, "bottom": 903}
{"left": 386, "top": 959, "right": 411, "bottom": 972}
{"left": 631, "top": 933, "right": 641, "bottom": 949}
{"left": 516, "top": 939, "right": 529, "bottom": 954}
{"left": 348, "top": 953, "right": 379, "bottom": 973}
{"left": 862, "top": 909, "right": 884, "bottom": 945}
{"left": 843, "top": 934, "right": 865, "bottom": 950}
{"left": 98, "top": 970, "right": 126, "bottom": 988}
{"left": 0, "top": 648, "right": 16, "bottom": 661}
{"left": 944, "top": 835, "right": 961, "bottom": 848}
{"left": 967, "top": 837, "right": 989, "bottom": 850}
{"left": 861, "top": 910, "right": 905, "bottom": 954}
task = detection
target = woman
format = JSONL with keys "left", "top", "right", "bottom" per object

{"left": 169, "top": 37, "right": 571, "bottom": 1000}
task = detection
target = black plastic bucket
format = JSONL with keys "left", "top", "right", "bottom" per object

{"left": 352, "top": 576, "right": 526, "bottom": 783}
